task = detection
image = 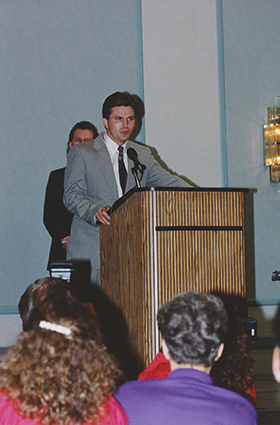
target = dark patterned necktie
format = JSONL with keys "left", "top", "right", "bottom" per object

{"left": 118, "top": 145, "right": 127, "bottom": 194}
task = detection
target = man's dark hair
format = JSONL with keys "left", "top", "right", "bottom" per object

{"left": 67, "top": 121, "right": 98, "bottom": 152}
{"left": 102, "top": 91, "right": 138, "bottom": 120}
{"left": 157, "top": 291, "right": 228, "bottom": 367}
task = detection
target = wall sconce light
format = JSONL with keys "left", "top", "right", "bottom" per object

{"left": 263, "top": 96, "right": 280, "bottom": 183}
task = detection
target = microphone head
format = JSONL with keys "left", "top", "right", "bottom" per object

{"left": 127, "top": 147, "right": 146, "bottom": 172}
{"left": 127, "top": 147, "right": 138, "bottom": 161}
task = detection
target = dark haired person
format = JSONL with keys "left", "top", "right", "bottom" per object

{"left": 64, "top": 91, "right": 191, "bottom": 284}
{"left": 0, "top": 278, "right": 127, "bottom": 424}
{"left": 0, "top": 278, "right": 69, "bottom": 360}
{"left": 43, "top": 121, "right": 98, "bottom": 270}
{"left": 18, "top": 277, "right": 90, "bottom": 330}
{"left": 18, "top": 277, "right": 65, "bottom": 331}
{"left": 115, "top": 292, "right": 257, "bottom": 425}
{"left": 138, "top": 296, "right": 257, "bottom": 407}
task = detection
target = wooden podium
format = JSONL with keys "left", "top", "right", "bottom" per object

{"left": 100, "top": 187, "right": 248, "bottom": 368}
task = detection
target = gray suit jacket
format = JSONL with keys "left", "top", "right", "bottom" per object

{"left": 63, "top": 132, "right": 189, "bottom": 280}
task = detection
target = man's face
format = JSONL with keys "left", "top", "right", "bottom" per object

{"left": 69, "top": 129, "right": 94, "bottom": 148}
{"left": 103, "top": 106, "right": 135, "bottom": 146}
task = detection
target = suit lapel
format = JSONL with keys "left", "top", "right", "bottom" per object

{"left": 92, "top": 134, "right": 119, "bottom": 196}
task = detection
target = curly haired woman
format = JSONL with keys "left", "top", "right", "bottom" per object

{"left": 0, "top": 278, "right": 128, "bottom": 425}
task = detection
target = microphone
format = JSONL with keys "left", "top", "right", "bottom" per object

{"left": 127, "top": 148, "right": 146, "bottom": 174}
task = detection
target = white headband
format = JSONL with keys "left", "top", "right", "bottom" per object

{"left": 39, "top": 320, "right": 72, "bottom": 336}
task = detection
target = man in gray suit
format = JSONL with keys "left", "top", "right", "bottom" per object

{"left": 63, "top": 91, "right": 190, "bottom": 284}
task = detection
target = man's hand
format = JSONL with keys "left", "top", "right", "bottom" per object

{"left": 61, "top": 236, "right": 70, "bottom": 250}
{"left": 95, "top": 205, "right": 111, "bottom": 225}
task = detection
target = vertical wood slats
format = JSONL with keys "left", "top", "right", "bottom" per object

{"left": 100, "top": 189, "right": 246, "bottom": 368}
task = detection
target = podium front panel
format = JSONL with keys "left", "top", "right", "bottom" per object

{"left": 100, "top": 188, "right": 247, "bottom": 370}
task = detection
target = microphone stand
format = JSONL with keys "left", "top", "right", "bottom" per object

{"left": 131, "top": 166, "right": 142, "bottom": 188}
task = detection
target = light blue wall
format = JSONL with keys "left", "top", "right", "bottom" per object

{"left": 222, "top": 0, "right": 280, "bottom": 304}
{"left": 0, "top": 0, "right": 143, "bottom": 311}
{"left": 1, "top": 0, "right": 279, "bottom": 314}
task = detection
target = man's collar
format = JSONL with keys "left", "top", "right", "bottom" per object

{"left": 104, "top": 132, "right": 128, "bottom": 151}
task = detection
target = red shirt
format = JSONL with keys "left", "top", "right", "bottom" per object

{"left": 0, "top": 393, "right": 128, "bottom": 425}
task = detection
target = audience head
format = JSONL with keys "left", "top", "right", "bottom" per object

{"left": 67, "top": 120, "right": 98, "bottom": 153}
{"left": 18, "top": 277, "right": 101, "bottom": 341}
{"left": 102, "top": 91, "right": 138, "bottom": 120}
{"left": 210, "top": 295, "right": 255, "bottom": 404}
{"left": 272, "top": 302, "right": 280, "bottom": 382}
{"left": 157, "top": 291, "right": 228, "bottom": 368}
{"left": 18, "top": 277, "right": 67, "bottom": 331}
{"left": 1, "top": 277, "right": 122, "bottom": 424}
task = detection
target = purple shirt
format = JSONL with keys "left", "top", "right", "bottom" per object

{"left": 115, "top": 368, "right": 257, "bottom": 425}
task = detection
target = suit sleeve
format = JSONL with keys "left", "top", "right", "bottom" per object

{"left": 63, "top": 146, "right": 102, "bottom": 226}
{"left": 141, "top": 146, "right": 192, "bottom": 188}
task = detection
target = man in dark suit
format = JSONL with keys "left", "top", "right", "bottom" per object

{"left": 63, "top": 92, "right": 190, "bottom": 284}
{"left": 43, "top": 121, "right": 98, "bottom": 270}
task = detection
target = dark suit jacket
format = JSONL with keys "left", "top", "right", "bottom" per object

{"left": 43, "top": 167, "right": 73, "bottom": 269}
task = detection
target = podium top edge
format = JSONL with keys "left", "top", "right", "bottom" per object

{"left": 127, "top": 187, "right": 249, "bottom": 193}
{"left": 111, "top": 187, "right": 249, "bottom": 213}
